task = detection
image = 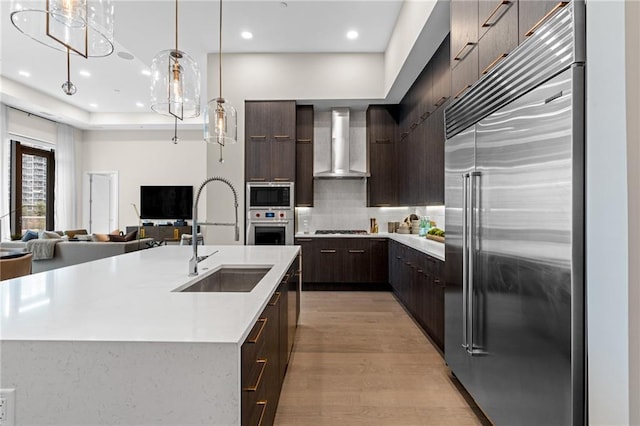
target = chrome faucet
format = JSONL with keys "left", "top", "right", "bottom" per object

{"left": 189, "top": 176, "right": 240, "bottom": 276}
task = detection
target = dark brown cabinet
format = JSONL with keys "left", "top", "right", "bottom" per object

{"left": 431, "top": 36, "right": 451, "bottom": 108}
{"left": 294, "top": 237, "right": 389, "bottom": 288}
{"left": 241, "top": 259, "right": 299, "bottom": 426}
{"left": 519, "top": 0, "right": 567, "bottom": 43}
{"left": 424, "top": 105, "right": 446, "bottom": 205}
{"left": 389, "top": 240, "right": 445, "bottom": 351}
{"left": 451, "top": 0, "right": 479, "bottom": 66}
{"left": 295, "top": 105, "right": 314, "bottom": 207}
{"left": 366, "top": 105, "right": 397, "bottom": 207}
{"left": 245, "top": 100, "right": 296, "bottom": 183}
{"left": 126, "top": 225, "right": 194, "bottom": 243}
{"left": 477, "top": 0, "right": 518, "bottom": 76}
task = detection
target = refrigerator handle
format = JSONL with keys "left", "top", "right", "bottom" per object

{"left": 462, "top": 173, "right": 470, "bottom": 351}
{"left": 469, "top": 171, "right": 482, "bottom": 355}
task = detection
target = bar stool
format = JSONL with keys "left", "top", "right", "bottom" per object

{"left": 0, "top": 253, "right": 33, "bottom": 281}
{"left": 180, "top": 233, "right": 204, "bottom": 246}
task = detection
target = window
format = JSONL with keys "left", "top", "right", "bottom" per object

{"left": 10, "top": 140, "right": 55, "bottom": 235}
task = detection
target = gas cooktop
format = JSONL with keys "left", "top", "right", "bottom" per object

{"left": 314, "top": 230, "right": 369, "bottom": 235}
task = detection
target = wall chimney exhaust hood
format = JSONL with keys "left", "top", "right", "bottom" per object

{"left": 314, "top": 108, "right": 369, "bottom": 179}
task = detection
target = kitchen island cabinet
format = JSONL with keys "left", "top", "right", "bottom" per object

{"left": 1, "top": 245, "right": 300, "bottom": 425}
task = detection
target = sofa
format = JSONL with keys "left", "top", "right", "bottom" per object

{"left": 0, "top": 238, "right": 154, "bottom": 274}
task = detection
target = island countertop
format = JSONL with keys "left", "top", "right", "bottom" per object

{"left": 0, "top": 245, "right": 300, "bottom": 344}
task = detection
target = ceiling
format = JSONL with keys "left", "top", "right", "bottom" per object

{"left": 0, "top": 0, "right": 404, "bottom": 117}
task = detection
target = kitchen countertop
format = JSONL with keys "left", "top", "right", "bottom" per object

{"left": 0, "top": 245, "right": 300, "bottom": 344}
{"left": 295, "top": 232, "right": 445, "bottom": 261}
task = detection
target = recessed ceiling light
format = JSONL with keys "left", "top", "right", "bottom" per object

{"left": 136, "top": 102, "right": 144, "bottom": 108}
{"left": 89, "top": 103, "right": 98, "bottom": 108}
{"left": 18, "top": 70, "right": 31, "bottom": 77}
{"left": 347, "top": 30, "right": 359, "bottom": 40}
{"left": 79, "top": 70, "right": 91, "bottom": 77}
{"left": 241, "top": 31, "right": 253, "bottom": 40}
{"left": 141, "top": 69, "right": 151, "bottom": 76}
{"left": 280, "top": 2, "right": 288, "bottom": 7}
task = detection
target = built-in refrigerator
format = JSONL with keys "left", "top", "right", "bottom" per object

{"left": 444, "top": 2, "right": 585, "bottom": 424}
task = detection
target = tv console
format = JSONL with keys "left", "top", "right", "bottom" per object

{"left": 126, "top": 225, "right": 199, "bottom": 244}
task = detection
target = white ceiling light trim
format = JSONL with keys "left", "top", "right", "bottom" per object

{"left": 241, "top": 31, "right": 253, "bottom": 40}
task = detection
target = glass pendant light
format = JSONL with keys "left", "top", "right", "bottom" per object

{"left": 10, "top": 0, "right": 115, "bottom": 95}
{"left": 150, "top": 0, "right": 201, "bottom": 120}
{"left": 204, "top": 0, "right": 237, "bottom": 163}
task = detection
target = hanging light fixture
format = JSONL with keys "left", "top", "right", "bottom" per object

{"left": 10, "top": 0, "right": 115, "bottom": 95}
{"left": 204, "top": 0, "right": 237, "bottom": 163}
{"left": 150, "top": 0, "right": 201, "bottom": 121}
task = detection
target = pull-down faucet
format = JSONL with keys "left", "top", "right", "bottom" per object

{"left": 189, "top": 176, "right": 240, "bottom": 276}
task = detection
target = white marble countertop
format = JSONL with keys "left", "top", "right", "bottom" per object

{"left": 295, "top": 232, "right": 445, "bottom": 261}
{"left": 0, "top": 245, "right": 299, "bottom": 344}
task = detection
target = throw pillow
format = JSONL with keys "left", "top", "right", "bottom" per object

{"left": 110, "top": 229, "right": 122, "bottom": 236}
{"left": 21, "top": 230, "right": 38, "bottom": 242}
{"left": 65, "top": 229, "right": 88, "bottom": 239}
{"left": 92, "top": 233, "right": 110, "bottom": 242}
{"left": 124, "top": 230, "right": 137, "bottom": 241}
{"left": 39, "top": 230, "right": 63, "bottom": 239}
{"left": 108, "top": 234, "right": 126, "bottom": 242}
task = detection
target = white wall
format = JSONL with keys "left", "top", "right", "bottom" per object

{"left": 586, "top": 1, "right": 632, "bottom": 424}
{"left": 626, "top": 1, "right": 640, "bottom": 424}
{"left": 81, "top": 129, "right": 207, "bottom": 233}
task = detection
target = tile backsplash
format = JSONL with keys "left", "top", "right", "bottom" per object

{"left": 295, "top": 179, "right": 445, "bottom": 233}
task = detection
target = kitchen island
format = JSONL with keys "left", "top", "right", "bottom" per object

{"left": 0, "top": 245, "right": 300, "bottom": 425}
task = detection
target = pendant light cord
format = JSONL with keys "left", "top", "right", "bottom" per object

{"left": 66, "top": 48, "right": 71, "bottom": 82}
{"left": 219, "top": 0, "right": 223, "bottom": 99}
{"left": 175, "top": 0, "right": 179, "bottom": 53}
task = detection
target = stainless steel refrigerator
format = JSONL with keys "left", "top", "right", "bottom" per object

{"left": 444, "top": 2, "right": 585, "bottom": 424}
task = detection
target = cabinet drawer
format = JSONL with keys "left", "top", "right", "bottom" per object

{"left": 477, "top": 0, "right": 518, "bottom": 76}
{"left": 451, "top": 45, "right": 479, "bottom": 101}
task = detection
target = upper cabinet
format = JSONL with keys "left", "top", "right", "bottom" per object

{"left": 519, "top": 1, "right": 568, "bottom": 43}
{"left": 366, "top": 105, "right": 398, "bottom": 207}
{"left": 245, "top": 100, "right": 296, "bottom": 182}
{"left": 477, "top": 0, "right": 519, "bottom": 76}
{"left": 295, "top": 105, "right": 314, "bottom": 207}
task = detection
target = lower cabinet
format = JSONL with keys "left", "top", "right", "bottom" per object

{"left": 294, "top": 238, "right": 389, "bottom": 288}
{"left": 389, "top": 240, "right": 445, "bottom": 351}
{"left": 241, "top": 259, "right": 299, "bottom": 426}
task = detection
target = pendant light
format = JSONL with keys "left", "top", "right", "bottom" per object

{"left": 204, "top": 0, "right": 237, "bottom": 163}
{"left": 150, "top": 0, "right": 201, "bottom": 121}
{"left": 10, "top": 0, "right": 115, "bottom": 96}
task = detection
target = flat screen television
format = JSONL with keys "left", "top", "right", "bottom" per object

{"left": 140, "top": 186, "right": 193, "bottom": 220}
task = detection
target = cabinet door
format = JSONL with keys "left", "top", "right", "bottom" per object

{"left": 451, "top": 45, "right": 479, "bottom": 101}
{"left": 367, "top": 106, "right": 397, "bottom": 207}
{"left": 270, "top": 101, "right": 296, "bottom": 182}
{"left": 295, "top": 105, "right": 314, "bottom": 206}
{"left": 295, "top": 238, "right": 316, "bottom": 283}
{"left": 343, "top": 239, "right": 371, "bottom": 283}
{"left": 370, "top": 238, "right": 389, "bottom": 284}
{"left": 277, "top": 281, "right": 288, "bottom": 382}
{"left": 451, "top": 0, "right": 479, "bottom": 65}
{"left": 245, "top": 101, "right": 271, "bottom": 182}
{"left": 425, "top": 105, "right": 446, "bottom": 205}
{"left": 479, "top": 0, "right": 515, "bottom": 39}
{"left": 519, "top": 0, "right": 566, "bottom": 43}
{"left": 314, "top": 239, "right": 344, "bottom": 283}
{"left": 432, "top": 36, "right": 451, "bottom": 108}
{"left": 478, "top": 0, "right": 518, "bottom": 77}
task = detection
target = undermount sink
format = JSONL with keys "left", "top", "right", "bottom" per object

{"left": 175, "top": 266, "right": 272, "bottom": 293}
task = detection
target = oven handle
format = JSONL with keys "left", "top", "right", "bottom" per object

{"left": 250, "top": 221, "right": 291, "bottom": 225}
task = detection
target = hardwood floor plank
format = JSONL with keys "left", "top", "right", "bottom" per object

{"left": 274, "top": 291, "right": 488, "bottom": 425}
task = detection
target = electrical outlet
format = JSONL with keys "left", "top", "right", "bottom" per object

{"left": 0, "top": 389, "right": 15, "bottom": 426}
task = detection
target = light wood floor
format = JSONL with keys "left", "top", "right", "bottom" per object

{"left": 274, "top": 291, "right": 489, "bottom": 426}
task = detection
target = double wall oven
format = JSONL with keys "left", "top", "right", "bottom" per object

{"left": 246, "top": 182, "right": 294, "bottom": 245}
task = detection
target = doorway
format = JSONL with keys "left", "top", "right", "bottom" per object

{"left": 83, "top": 172, "right": 118, "bottom": 233}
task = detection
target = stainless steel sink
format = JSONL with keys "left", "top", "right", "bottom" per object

{"left": 175, "top": 266, "right": 272, "bottom": 292}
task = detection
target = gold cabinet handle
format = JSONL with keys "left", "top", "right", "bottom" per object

{"left": 525, "top": 2, "right": 568, "bottom": 37}
{"left": 247, "top": 318, "right": 267, "bottom": 344}
{"left": 256, "top": 400, "right": 267, "bottom": 426}
{"left": 269, "top": 291, "right": 281, "bottom": 306}
{"left": 349, "top": 249, "right": 366, "bottom": 254}
{"left": 434, "top": 96, "right": 448, "bottom": 108}
{"left": 420, "top": 111, "right": 431, "bottom": 120}
{"left": 481, "top": 0, "right": 511, "bottom": 28}
{"left": 482, "top": 53, "right": 508, "bottom": 75}
{"left": 400, "top": 131, "right": 409, "bottom": 139}
{"left": 372, "top": 238, "right": 387, "bottom": 242}
{"left": 374, "top": 138, "right": 391, "bottom": 144}
{"left": 273, "top": 177, "right": 290, "bottom": 181}
{"left": 296, "top": 138, "right": 312, "bottom": 143}
{"left": 250, "top": 135, "right": 267, "bottom": 139}
{"left": 274, "top": 135, "right": 291, "bottom": 139}
{"left": 243, "top": 359, "right": 267, "bottom": 391}
{"left": 249, "top": 177, "right": 266, "bottom": 181}
{"left": 320, "top": 249, "right": 337, "bottom": 253}
{"left": 454, "top": 42, "right": 475, "bottom": 61}
{"left": 296, "top": 238, "right": 313, "bottom": 242}
{"left": 410, "top": 122, "right": 418, "bottom": 130}
{"left": 454, "top": 85, "right": 472, "bottom": 100}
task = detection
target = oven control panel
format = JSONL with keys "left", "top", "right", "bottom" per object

{"left": 248, "top": 210, "right": 293, "bottom": 220}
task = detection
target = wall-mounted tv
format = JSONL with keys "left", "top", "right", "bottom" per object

{"left": 140, "top": 186, "right": 193, "bottom": 220}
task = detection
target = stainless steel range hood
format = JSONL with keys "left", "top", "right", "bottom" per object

{"left": 314, "top": 108, "right": 369, "bottom": 179}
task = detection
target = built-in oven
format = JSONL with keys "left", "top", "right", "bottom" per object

{"left": 246, "top": 182, "right": 294, "bottom": 245}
